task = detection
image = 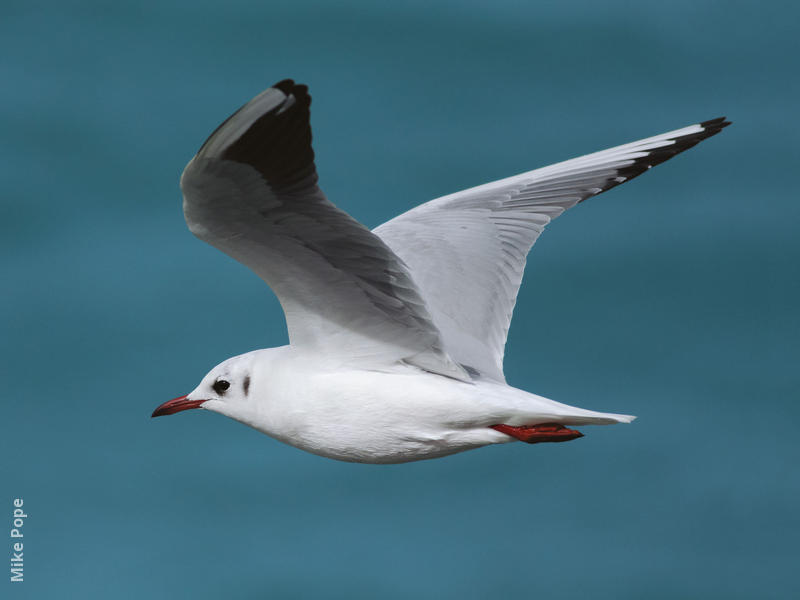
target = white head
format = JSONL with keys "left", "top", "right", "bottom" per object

{"left": 151, "top": 349, "right": 270, "bottom": 425}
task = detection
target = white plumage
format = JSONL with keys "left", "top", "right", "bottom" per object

{"left": 152, "top": 79, "right": 728, "bottom": 463}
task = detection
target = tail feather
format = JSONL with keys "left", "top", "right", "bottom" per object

{"left": 494, "top": 385, "right": 637, "bottom": 427}
{"left": 558, "top": 412, "right": 636, "bottom": 426}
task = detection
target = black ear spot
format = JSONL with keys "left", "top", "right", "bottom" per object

{"left": 213, "top": 379, "right": 230, "bottom": 395}
{"left": 243, "top": 375, "right": 251, "bottom": 396}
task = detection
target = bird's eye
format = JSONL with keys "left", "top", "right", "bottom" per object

{"left": 213, "top": 379, "right": 230, "bottom": 395}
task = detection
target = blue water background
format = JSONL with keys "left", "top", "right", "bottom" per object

{"left": 2, "top": 1, "right": 798, "bottom": 598}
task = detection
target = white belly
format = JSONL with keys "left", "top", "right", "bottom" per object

{"left": 253, "top": 367, "right": 511, "bottom": 464}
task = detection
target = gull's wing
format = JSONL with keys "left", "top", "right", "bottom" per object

{"left": 375, "top": 118, "right": 730, "bottom": 382}
{"left": 181, "top": 80, "right": 468, "bottom": 381}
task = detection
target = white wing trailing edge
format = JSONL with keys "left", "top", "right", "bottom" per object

{"left": 375, "top": 118, "right": 730, "bottom": 382}
{"left": 180, "top": 80, "right": 469, "bottom": 381}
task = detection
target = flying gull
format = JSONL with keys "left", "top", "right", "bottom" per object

{"left": 152, "top": 79, "right": 729, "bottom": 463}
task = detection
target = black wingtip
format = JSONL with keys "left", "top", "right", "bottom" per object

{"left": 699, "top": 116, "right": 732, "bottom": 135}
{"left": 272, "top": 78, "right": 295, "bottom": 94}
{"left": 214, "top": 79, "right": 316, "bottom": 189}
{"left": 610, "top": 116, "right": 731, "bottom": 188}
{"left": 271, "top": 79, "right": 311, "bottom": 106}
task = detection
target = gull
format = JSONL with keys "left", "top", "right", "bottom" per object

{"left": 151, "top": 79, "right": 729, "bottom": 464}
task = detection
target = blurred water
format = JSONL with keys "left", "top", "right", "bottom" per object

{"left": 2, "top": 1, "right": 798, "bottom": 598}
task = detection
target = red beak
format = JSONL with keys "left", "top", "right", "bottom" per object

{"left": 151, "top": 395, "right": 207, "bottom": 418}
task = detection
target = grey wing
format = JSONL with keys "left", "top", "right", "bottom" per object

{"left": 181, "top": 80, "right": 468, "bottom": 380}
{"left": 374, "top": 118, "right": 730, "bottom": 382}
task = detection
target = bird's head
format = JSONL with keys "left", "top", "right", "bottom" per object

{"left": 151, "top": 351, "right": 258, "bottom": 421}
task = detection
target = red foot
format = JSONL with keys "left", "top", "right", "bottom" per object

{"left": 491, "top": 423, "right": 584, "bottom": 444}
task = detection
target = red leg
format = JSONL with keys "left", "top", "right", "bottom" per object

{"left": 491, "top": 423, "right": 583, "bottom": 444}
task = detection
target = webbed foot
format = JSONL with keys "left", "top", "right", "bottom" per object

{"left": 490, "top": 423, "right": 583, "bottom": 443}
